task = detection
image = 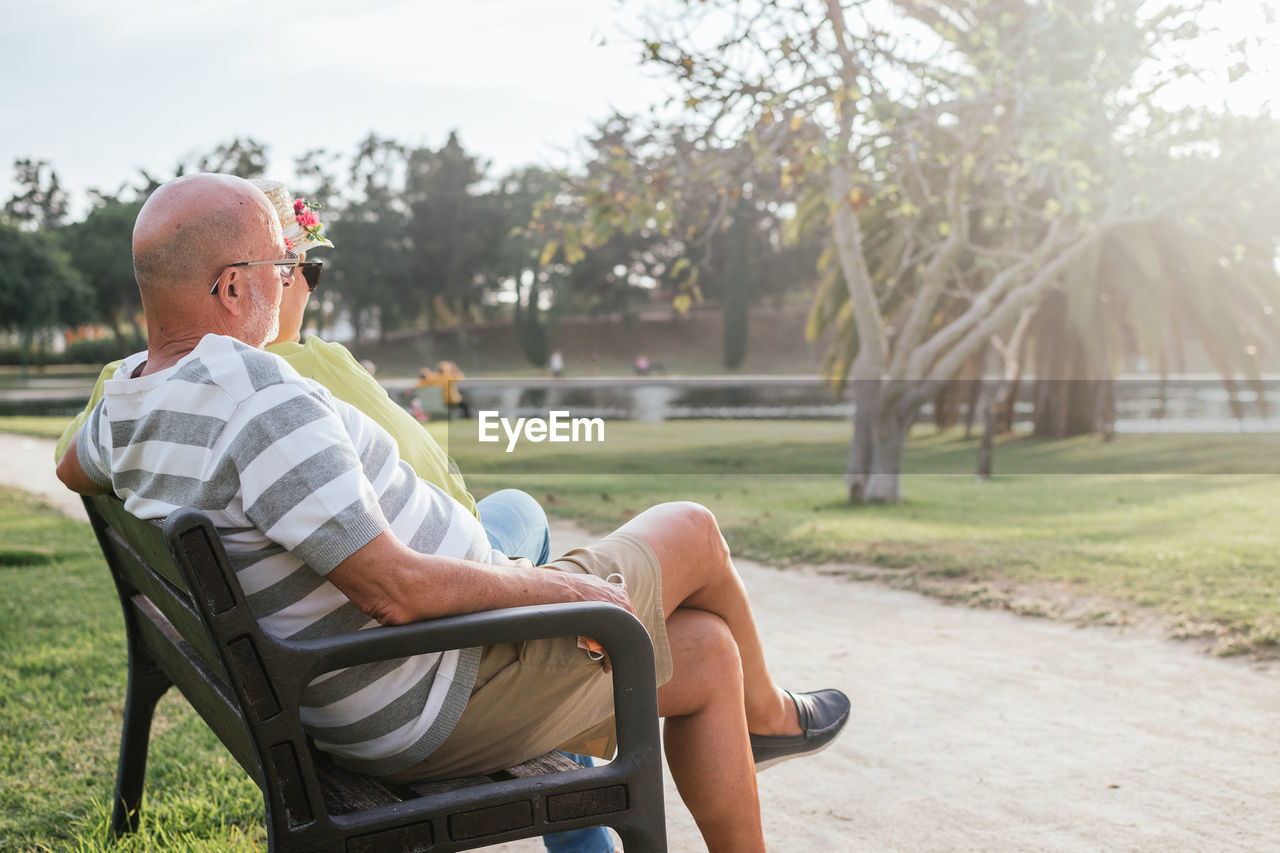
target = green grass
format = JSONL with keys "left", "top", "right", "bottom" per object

{"left": 0, "top": 487, "right": 264, "bottom": 851}
{"left": 0, "top": 416, "right": 72, "bottom": 439}
{"left": 2, "top": 421, "right": 1278, "bottom": 848}
{"left": 450, "top": 421, "right": 1280, "bottom": 656}
{"left": 11, "top": 414, "right": 1280, "bottom": 653}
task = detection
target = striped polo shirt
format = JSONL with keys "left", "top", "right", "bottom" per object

{"left": 77, "top": 334, "right": 505, "bottom": 776}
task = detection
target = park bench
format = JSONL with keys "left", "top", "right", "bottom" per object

{"left": 82, "top": 493, "right": 667, "bottom": 852}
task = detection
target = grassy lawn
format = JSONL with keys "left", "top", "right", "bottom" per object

{"left": 1, "top": 418, "right": 1277, "bottom": 848}
{"left": 448, "top": 421, "right": 1280, "bottom": 656}
{"left": 0, "top": 487, "right": 264, "bottom": 851}
{"left": 0, "top": 416, "right": 71, "bottom": 439}
{"left": 9, "top": 414, "right": 1280, "bottom": 653}
{"left": 7, "top": 414, "right": 1279, "bottom": 654}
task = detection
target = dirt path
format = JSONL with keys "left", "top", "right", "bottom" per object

{"left": 8, "top": 433, "right": 1277, "bottom": 852}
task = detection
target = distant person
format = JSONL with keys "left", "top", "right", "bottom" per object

{"left": 416, "top": 360, "right": 472, "bottom": 419}
{"left": 549, "top": 349, "right": 565, "bottom": 378}
{"left": 634, "top": 353, "right": 651, "bottom": 376}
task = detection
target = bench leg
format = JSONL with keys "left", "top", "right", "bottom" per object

{"left": 111, "top": 653, "right": 171, "bottom": 838}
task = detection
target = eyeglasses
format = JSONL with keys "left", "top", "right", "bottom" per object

{"left": 210, "top": 250, "right": 301, "bottom": 295}
{"left": 298, "top": 260, "right": 323, "bottom": 291}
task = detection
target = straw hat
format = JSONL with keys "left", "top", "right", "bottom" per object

{"left": 251, "top": 178, "right": 334, "bottom": 252}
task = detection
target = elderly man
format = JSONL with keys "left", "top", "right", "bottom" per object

{"left": 57, "top": 173, "right": 849, "bottom": 852}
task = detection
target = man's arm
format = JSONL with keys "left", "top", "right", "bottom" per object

{"left": 326, "top": 531, "right": 634, "bottom": 626}
{"left": 55, "top": 433, "right": 111, "bottom": 496}
{"left": 54, "top": 360, "right": 118, "bottom": 462}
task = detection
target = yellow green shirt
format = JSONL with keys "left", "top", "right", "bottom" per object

{"left": 55, "top": 337, "right": 477, "bottom": 515}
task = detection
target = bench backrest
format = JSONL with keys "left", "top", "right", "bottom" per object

{"left": 84, "top": 494, "right": 327, "bottom": 827}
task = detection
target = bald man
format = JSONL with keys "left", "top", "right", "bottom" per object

{"left": 57, "top": 173, "right": 849, "bottom": 853}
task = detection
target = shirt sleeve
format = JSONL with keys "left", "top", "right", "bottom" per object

{"left": 227, "top": 382, "right": 388, "bottom": 574}
{"left": 76, "top": 399, "right": 114, "bottom": 489}
{"left": 56, "top": 360, "right": 121, "bottom": 463}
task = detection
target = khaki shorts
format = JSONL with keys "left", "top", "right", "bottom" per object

{"left": 382, "top": 530, "right": 673, "bottom": 783}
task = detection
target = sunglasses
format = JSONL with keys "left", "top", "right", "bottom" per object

{"left": 210, "top": 250, "right": 300, "bottom": 295}
{"left": 298, "top": 260, "right": 323, "bottom": 291}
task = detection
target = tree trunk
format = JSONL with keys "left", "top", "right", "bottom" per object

{"left": 846, "top": 382, "right": 913, "bottom": 504}
{"left": 866, "top": 414, "right": 908, "bottom": 503}
{"left": 977, "top": 385, "right": 997, "bottom": 481}
{"left": 1033, "top": 292, "right": 1098, "bottom": 437}
{"left": 845, "top": 379, "right": 880, "bottom": 503}
{"left": 977, "top": 376, "right": 1020, "bottom": 480}
{"left": 963, "top": 343, "right": 989, "bottom": 440}
{"left": 1094, "top": 380, "right": 1116, "bottom": 442}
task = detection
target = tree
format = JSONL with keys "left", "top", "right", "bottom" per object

{"left": 294, "top": 148, "right": 344, "bottom": 210}
{"left": 195, "top": 137, "right": 269, "bottom": 178}
{"left": 326, "top": 135, "right": 412, "bottom": 343}
{"left": 1031, "top": 116, "right": 1280, "bottom": 437}
{"left": 495, "top": 167, "right": 571, "bottom": 366}
{"left": 61, "top": 195, "right": 146, "bottom": 354}
{"left": 615, "top": 0, "right": 1278, "bottom": 502}
{"left": 0, "top": 219, "right": 90, "bottom": 373}
{"left": 404, "top": 132, "right": 507, "bottom": 332}
{"left": 5, "top": 158, "right": 69, "bottom": 230}
{"left": 538, "top": 114, "right": 820, "bottom": 365}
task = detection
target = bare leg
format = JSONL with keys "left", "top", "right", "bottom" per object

{"left": 658, "top": 608, "right": 764, "bottom": 853}
{"left": 618, "top": 502, "right": 800, "bottom": 737}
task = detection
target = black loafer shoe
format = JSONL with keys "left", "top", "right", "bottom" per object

{"left": 749, "top": 688, "right": 850, "bottom": 771}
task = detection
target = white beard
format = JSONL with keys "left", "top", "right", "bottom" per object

{"left": 247, "top": 282, "right": 281, "bottom": 347}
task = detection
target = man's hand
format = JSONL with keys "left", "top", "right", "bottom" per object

{"left": 554, "top": 571, "right": 634, "bottom": 674}
{"left": 548, "top": 570, "right": 636, "bottom": 618}
{"left": 327, "top": 532, "right": 636, "bottom": 626}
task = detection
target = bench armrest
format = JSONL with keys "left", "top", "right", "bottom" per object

{"left": 286, "top": 602, "right": 660, "bottom": 754}
{"left": 289, "top": 601, "right": 654, "bottom": 677}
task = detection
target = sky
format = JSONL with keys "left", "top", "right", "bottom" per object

{"left": 1, "top": 0, "right": 1276, "bottom": 217}
{"left": 0, "top": 0, "right": 683, "bottom": 213}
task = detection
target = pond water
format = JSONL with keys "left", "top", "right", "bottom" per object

{"left": 6, "top": 375, "right": 1277, "bottom": 433}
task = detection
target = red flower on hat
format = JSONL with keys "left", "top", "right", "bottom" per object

{"left": 284, "top": 236, "right": 295, "bottom": 252}
{"left": 293, "top": 197, "right": 326, "bottom": 243}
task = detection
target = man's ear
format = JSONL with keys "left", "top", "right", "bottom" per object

{"left": 214, "top": 269, "right": 245, "bottom": 316}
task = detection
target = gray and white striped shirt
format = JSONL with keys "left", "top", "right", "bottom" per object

{"left": 78, "top": 334, "right": 504, "bottom": 775}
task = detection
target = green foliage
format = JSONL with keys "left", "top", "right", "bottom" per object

{"left": 535, "top": 113, "right": 821, "bottom": 352}
{"left": 326, "top": 134, "right": 413, "bottom": 342}
{"left": 516, "top": 309, "right": 550, "bottom": 367}
{"left": 61, "top": 197, "right": 146, "bottom": 346}
{"left": 195, "top": 137, "right": 269, "bottom": 178}
{"left": 5, "top": 157, "right": 68, "bottom": 229}
{"left": 0, "top": 219, "right": 91, "bottom": 358}
{"left": 62, "top": 332, "right": 146, "bottom": 364}
{"left": 404, "top": 131, "right": 508, "bottom": 327}
{"left": 0, "top": 333, "right": 142, "bottom": 367}
{"left": 0, "top": 488, "right": 265, "bottom": 850}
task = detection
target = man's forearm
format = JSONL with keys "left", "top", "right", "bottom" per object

{"left": 327, "top": 532, "right": 632, "bottom": 625}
